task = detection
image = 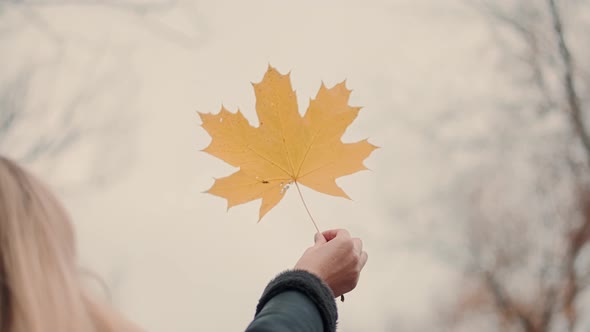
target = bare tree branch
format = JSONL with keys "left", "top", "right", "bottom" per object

{"left": 446, "top": 2, "right": 590, "bottom": 331}
{"left": 547, "top": 0, "right": 590, "bottom": 167}
{"left": 0, "top": 0, "right": 201, "bottom": 188}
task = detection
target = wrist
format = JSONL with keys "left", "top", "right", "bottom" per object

{"left": 293, "top": 266, "right": 335, "bottom": 296}
{"left": 293, "top": 264, "right": 326, "bottom": 284}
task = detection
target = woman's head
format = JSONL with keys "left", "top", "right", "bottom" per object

{"left": 0, "top": 156, "right": 140, "bottom": 332}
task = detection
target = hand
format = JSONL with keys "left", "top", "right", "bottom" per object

{"left": 294, "top": 229, "right": 368, "bottom": 298}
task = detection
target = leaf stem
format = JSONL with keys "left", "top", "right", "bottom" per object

{"left": 294, "top": 181, "right": 320, "bottom": 234}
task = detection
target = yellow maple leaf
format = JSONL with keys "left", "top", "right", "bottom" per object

{"left": 199, "top": 66, "right": 377, "bottom": 221}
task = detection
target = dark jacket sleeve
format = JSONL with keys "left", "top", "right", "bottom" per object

{"left": 245, "top": 270, "right": 338, "bottom": 332}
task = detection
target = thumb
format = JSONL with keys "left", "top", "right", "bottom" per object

{"left": 314, "top": 232, "right": 327, "bottom": 245}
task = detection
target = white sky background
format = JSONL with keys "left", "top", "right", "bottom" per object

{"left": 1, "top": 1, "right": 503, "bottom": 330}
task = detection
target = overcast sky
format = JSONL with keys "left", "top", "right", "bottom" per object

{"left": 2, "top": 1, "right": 501, "bottom": 330}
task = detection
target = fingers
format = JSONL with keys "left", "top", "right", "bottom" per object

{"left": 352, "top": 237, "right": 363, "bottom": 255}
{"left": 352, "top": 237, "right": 367, "bottom": 269}
{"left": 360, "top": 251, "right": 368, "bottom": 269}
{"left": 314, "top": 232, "right": 327, "bottom": 245}
{"left": 322, "top": 229, "right": 351, "bottom": 242}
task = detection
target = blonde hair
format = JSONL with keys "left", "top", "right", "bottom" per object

{"left": 0, "top": 156, "right": 142, "bottom": 332}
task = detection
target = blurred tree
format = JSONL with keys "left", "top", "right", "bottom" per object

{"left": 446, "top": 1, "right": 590, "bottom": 331}
{"left": 0, "top": 0, "right": 202, "bottom": 187}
